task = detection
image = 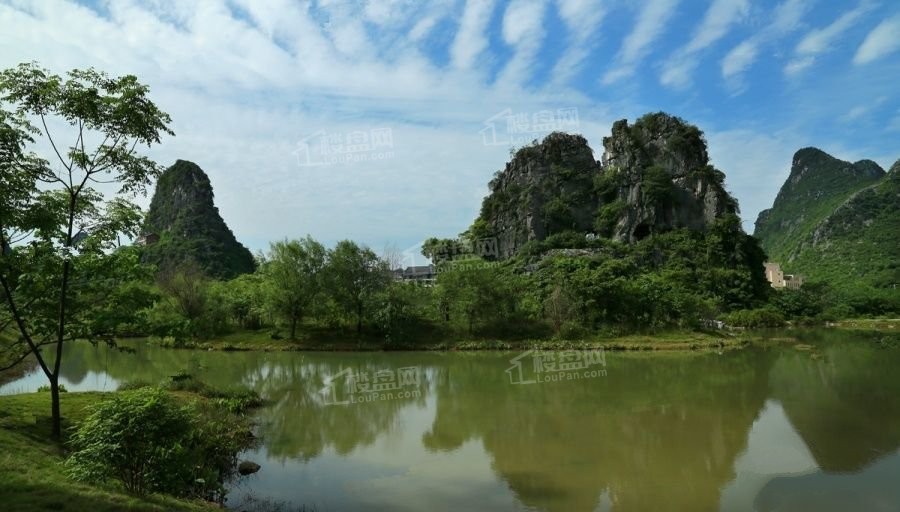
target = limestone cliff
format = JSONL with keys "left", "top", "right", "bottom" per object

{"left": 141, "top": 160, "right": 255, "bottom": 279}
{"left": 473, "top": 113, "right": 739, "bottom": 258}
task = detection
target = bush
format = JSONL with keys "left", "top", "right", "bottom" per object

{"left": 148, "top": 335, "right": 197, "bottom": 349}
{"left": 117, "top": 380, "right": 152, "bottom": 391}
{"left": 559, "top": 320, "right": 590, "bottom": 340}
{"left": 722, "top": 308, "right": 786, "bottom": 328}
{"left": 66, "top": 387, "right": 252, "bottom": 501}
{"left": 36, "top": 384, "right": 67, "bottom": 393}
{"left": 163, "top": 373, "right": 263, "bottom": 414}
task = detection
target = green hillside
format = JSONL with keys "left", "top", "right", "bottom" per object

{"left": 755, "top": 149, "right": 898, "bottom": 288}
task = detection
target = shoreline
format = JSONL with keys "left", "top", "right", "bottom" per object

{"left": 167, "top": 330, "right": 756, "bottom": 353}
{"left": 144, "top": 318, "right": 900, "bottom": 353}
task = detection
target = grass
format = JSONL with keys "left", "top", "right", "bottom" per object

{"left": 0, "top": 392, "right": 218, "bottom": 512}
{"left": 829, "top": 318, "right": 900, "bottom": 332}
{"left": 168, "top": 326, "right": 753, "bottom": 353}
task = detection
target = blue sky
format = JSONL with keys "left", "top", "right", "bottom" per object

{"left": 1, "top": 0, "right": 898, "bottom": 257}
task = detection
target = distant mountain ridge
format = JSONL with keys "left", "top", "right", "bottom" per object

{"left": 141, "top": 160, "right": 255, "bottom": 279}
{"left": 754, "top": 148, "right": 898, "bottom": 288}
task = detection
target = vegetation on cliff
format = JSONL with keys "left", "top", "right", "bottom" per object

{"left": 754, "top": 148, "right": 898, "bottom": 290}
{"left": 142, "top": 160, "right": 255, "bottom": 280}
{"left": 471, "top": 113, "right": 738, "bottom": 256}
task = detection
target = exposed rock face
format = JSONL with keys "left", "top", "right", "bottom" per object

{"left": 142, "top": 160, "right": 255, "bottom": 279}
{"left": 600, "top": 114, "right": 736, "bottom": 242}
{"left": 481, "top": 132, "right": 601, "bottom": 258}
{"left": 475, "top": 113, "right": 738, "bottom": 258}
{"left": 754, "top": 148, "right": 897, "bottom": 287}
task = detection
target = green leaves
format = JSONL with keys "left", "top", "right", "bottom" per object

{"left": 66, "top": 387, "right": 251, "bottom": 500}
{"left": 0, "top": 62, "right": 172, "bottom": 196}
{"left": 1, "top": 63, "right": 173, "bottom": 144}
{"left": 262, "top": 237, "right": 328, "bottom": 339}
{"left": 0, "top": 63, "right": 173, "bottom": 435}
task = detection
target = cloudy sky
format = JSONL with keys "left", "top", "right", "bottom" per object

{"left": 1, "top": 0, "right": 898, "bottom": 255}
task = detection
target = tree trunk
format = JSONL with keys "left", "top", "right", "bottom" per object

{"left": 290, "top": 316, "right": 298, "bottom": 341}
{"left": 50, "top": 375, "right": 61, "bottom": 439}
{"left": 356, "top": 302, "right": 363, "bottom": 334}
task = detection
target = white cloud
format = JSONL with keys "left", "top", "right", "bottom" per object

{"left": 853, "top": 14, "right": 900, "bottom": 65}
{"left": 364, "top": 0, "right": 416, "bottom": 26}
{"left": 785, "top": 1, "right": 875, "bottom": 76}
{"left": 450, "top": 0, "right": 496, "bottom": 70}
{"left": 0, "top": 0, "right": 606, "bottom": 252}
{"left": 409, "top": 16, "right": 439, "bottom": 41}
{"left": 783, "top": 56, "right": 814, "bottom": 76}
{"left": 550, "top": 0, "right": 606, "bottom": 85}
{"left": 839, "top": 96, "right": 888, "bottom": 122}
{"left": 502, "top": 0, "right": 543, "bottom": 46}
{"left": 556, "top": 0, "right": 604, "bottom": 38}
{"left": 1, "top": 0, "right": 894, "bottom": 253}
{"left": 498, "top": 0, "right": 547, "bottom": 85}
{"left": 721, "top": 40, "right": 758, "bottom": 78}
{"left": 660, "top": 0, "right": 749, "bottom": 89}
{"left": 721, "top": 0, "right": 809, "bottom": 83}
{"left": 603, "top": 0, "right": 679, "bottom": 84}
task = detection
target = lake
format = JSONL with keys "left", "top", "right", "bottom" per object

{"left": 2, "top": 330, "right": 899, "bottom": 511}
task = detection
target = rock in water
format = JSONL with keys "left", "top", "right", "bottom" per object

{"left": 141, "top": 160, "right": 256, "bottom": 279}
{"left": 238, "top": 461, "right": 261, "bottom": 475}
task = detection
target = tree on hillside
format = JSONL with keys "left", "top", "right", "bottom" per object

{"left": 0, "top": 63, "right": 172, "bottom": 438}
{"left": 327, "top": 240, "right": 390, "bottom": 334}
{"left": 263, "top": 237, "right": 326, "bottom": 340}
{"left": 544, "top": 284, "right": 574, "bottom": 336}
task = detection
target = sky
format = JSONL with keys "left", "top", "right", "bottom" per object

{"left": 1, "top": 0, "right": 898, "bottom": 256}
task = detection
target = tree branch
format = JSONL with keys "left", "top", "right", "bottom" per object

{"left": 0, "top": 349, "right": 34, "bottom": 373}
{"left": 39, "top": 113, "right": 72, "bottom": 182}
{"left": 67, "top": 118, "right": 84, "bottom": 173}
{"left": 0, "top": 271, "right": 52, "bottom": 378}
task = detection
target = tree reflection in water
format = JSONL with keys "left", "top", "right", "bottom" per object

{"left": 22, "top": 332, "right": 900, "bottom": 511}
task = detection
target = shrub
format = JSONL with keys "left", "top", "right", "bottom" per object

{"left": 66, "top": 387, "right": 252, "bottom": 501}
{"left": 163, "top": 373, "right": 263, "bottom": 414}
{"left": 117, "top": 380, "right": 152, "bottom": 391}
{"left": 37, "top": 384, "right": 68, "bottom": 393}
{"left": 722, "top": 308, "right": 786, "bottom": 328}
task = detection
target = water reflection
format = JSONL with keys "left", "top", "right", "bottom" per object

{"left": 1, "top": 331, "right": 898, "bottom": 511}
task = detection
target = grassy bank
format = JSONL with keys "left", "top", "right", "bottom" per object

{"left": 0, "top": 392, "right": 217, "bottom": 512}
{"left": 162, "top": 328, "right": 753, "bottom": 352}
{"left": 828, "top": 318, "right": 900, "bottom": 332}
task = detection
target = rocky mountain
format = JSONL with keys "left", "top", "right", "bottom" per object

{"left": 754, "top": 149, "right": 898, "bottom": 288}
{"left": 472, "top": 113, "right": 738, "bottom": 258}
{"left": 141, "top": 160, "right": 255, "bottom": 279}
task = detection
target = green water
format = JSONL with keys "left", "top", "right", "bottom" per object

{"left": 3, "top": 330, "right": 899, "bottom": 511}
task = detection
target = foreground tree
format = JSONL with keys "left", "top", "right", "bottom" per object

{"left": 263, "top": 237, "right": 326, "bottom": 340}
{"left": 0, "top": 63, "right": 172, "bottom": 437}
